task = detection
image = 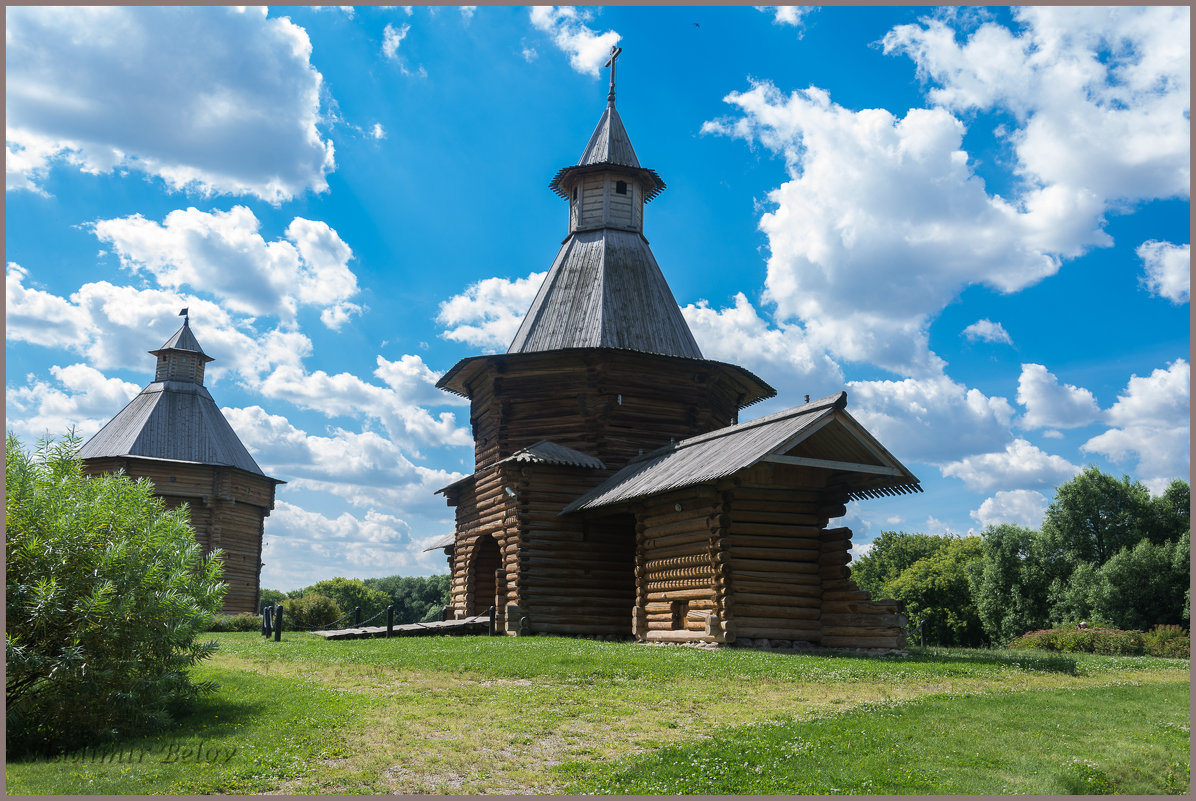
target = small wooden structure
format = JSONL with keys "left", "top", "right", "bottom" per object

{"left": 435, "top": 51, "right": 920, "bottom": 650}
{"left": 80, "top": 313, "right": 283, "bottom": 613}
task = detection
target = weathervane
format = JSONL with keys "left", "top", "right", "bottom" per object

{"left": 179, "top": 307, "right": 189, "bottom": 324}
{"left": 605, "top": 43, "right": 622, "bottom": 105}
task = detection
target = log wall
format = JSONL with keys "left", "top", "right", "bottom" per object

{"left": 721, "top": 482, "right": 834, "bottom": 644}
{"left": 633, "top": 488, "right": 726, "bottom": 644}
{"left": 514, "top": 463, "right": 636, "bottom": 635}
{"left": 80, "top": 457, "right": 276, "bottom": 613}
{"left": 446, "top": 464, "right": 513, "bottom": 624}
{"left": 715, "top": 466, "right": 906, "bottom": 649}
{"left": 465, "top": 351, "right": 748, "bottom": 474}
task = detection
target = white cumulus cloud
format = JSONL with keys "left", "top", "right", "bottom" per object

{"left": 971, "top": 489, "right": 1050, "bottom": 530}
{"left": 1083, "top": 359, "right": 1190, "bottom": 492}
{"left": 682, "top": 292, "right": 843, "bottom": 400}
{"left": 90, "top": 206, "right": 361, "bottom": 329}
{"left": 529, "top": 7, "right": 620, "bottom": 76}
{"left": 705, "top": 8, "right": 1189, "bottom": 377}
{"left": 1137, "top": 240, "right": 1190, "bottom": 304}
{"left": 436, "top": 271, "right": 546, "bottom": 353}
{"left": 962, "top": 319, "right": 1013, "bottom": 345}
{"left": 6, "top": 6, "right": 334, "bottom": 203}
{"left": 262, "top": 501, "right": 451, "bottom": 590}
{"left": 941, "top": 438, "right": 1081, "bottom": 493}
{"left": 5, "top": 265, "right": 305, "bottom": 384}
{"left": 1016, "top": 363, "right": 1101, "bottom": 430}
{"left": 846, "top": 374, "right": 1015, "bottom": 465}
{"left": 758, "top": 6, "right": 814, "bottom": 31}
{"left": 704, "top": 82, "right": 1058, "bottom": 376}
{"left": 6, "top": 364, "right": 142, "bottom": 442}
{"left": 883, "top": 6, "right": 1190, "bottom": 233}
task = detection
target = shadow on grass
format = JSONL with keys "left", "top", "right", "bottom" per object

{"left": 901, "top": 645, "right": 1078, "bottom": 675}
{"left": 10, "top": 688, "right": 271, "bottom": 765}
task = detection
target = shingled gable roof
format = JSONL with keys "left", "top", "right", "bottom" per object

{"left": 79, "top": 322, "right": 273, "bottom": 478}
{"left": 562, "top": 391, "right": 921, "bottom": 513}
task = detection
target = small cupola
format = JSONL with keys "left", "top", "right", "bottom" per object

{"left": 549, "top": 45, "right": 666, "bottom": 235}
{"left": 149, "top": 308, "right": 214, "bottom": 385}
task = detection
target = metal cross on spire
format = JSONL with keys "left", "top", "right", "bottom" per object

{"left": 605, "top": 43, "right": 623, "bottom": 105}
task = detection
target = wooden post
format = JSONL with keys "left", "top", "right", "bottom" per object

{"left": 354, "top": 606, "right": 362, "bottom": 627}
{"left": 488, "top": 605, "right": 496, "bottom": 636}
{"left": 261, "top": 604, "right": 272, "bottom": 637}
{"left": 273, "top": 604, "right": 282, "bottom": 641}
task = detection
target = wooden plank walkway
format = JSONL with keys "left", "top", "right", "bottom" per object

{"left": 312, "top": 614, "right": 492, "bottom": 640}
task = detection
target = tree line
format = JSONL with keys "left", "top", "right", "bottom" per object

{"left": 260, "top": 574, "right": 450, "bottom": 629}
{"left": 851, "top": 468, "right": 1190, "bottom": 647}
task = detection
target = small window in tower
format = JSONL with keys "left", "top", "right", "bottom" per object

{"left": 572, "top": 187, "right": 578, "bottom": 201}
{"left": 615, "top": 181, "right": 628, "bottom": 195}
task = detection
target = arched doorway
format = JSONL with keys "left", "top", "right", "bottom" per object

{"left": 468, "top": 534, "right": 502, "bottom": 616}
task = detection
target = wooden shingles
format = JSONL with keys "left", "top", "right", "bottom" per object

{"left": 507, "top": 229, "right": 703, "bottom": 359}
{"left": 79, "top": 381, "right": 268, "bottom": 476}
{"left": 564, "top": 392, "right": 921, "bottom": 513}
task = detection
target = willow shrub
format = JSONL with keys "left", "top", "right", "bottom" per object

{"left": 5, "top": 434, "right": 225, "bottom": 755}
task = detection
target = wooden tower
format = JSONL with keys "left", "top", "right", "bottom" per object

{"left": 437, "top": 49, "right": 920, "bottom": 649}
{"left": 80, "top": 312, "right": 283, "bottom": 614}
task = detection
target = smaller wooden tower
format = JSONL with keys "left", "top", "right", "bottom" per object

{"left": 79, "top": 311, "right": 283, "bottom": 613}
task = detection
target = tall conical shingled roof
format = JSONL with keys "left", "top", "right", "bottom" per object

{"left": 507, "top": 229, "right": 702, "bottom": 358}
{"left": 79, "top": 317, "right": 269, "bottom": 476}
{"left": 517, "top": 59, "right": 696, "bottom": 359}
{"left": 549, "top": 104, "right": 666, "bottom": 201}
{"left": 579, "top": 104, "right": 641, "bottom": 168}
{"left": 150, "top": 317, "right": 212, "bottom": 361}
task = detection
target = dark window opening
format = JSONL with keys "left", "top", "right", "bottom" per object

{"left": 615, "top": 181, "right": 628, "bottom": 195}
{"left": 572, "top": 187, "right": 578, "bottom": 201}
{"left": 670, "top": 600, "right": 689, "bottom": 630}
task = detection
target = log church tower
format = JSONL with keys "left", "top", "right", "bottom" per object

{"left": 80, "top": 312, "right": 283, "bottom": 614}
{"left": 437, "top": 49, "right": 920, "bottom": 649}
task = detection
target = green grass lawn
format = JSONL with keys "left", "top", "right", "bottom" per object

{"left": 5, "top": 633, "right": 1189, "bottom": 795}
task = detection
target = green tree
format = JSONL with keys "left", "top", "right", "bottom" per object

{"left": 1149, "top": 480, "right": 1191, "bottom": 545}
{"left": 363, "top": 574, "right": 450, "bottom": 625}
{"left": 848, "top": 531, "right": 951, "bottom": 598}
{"left": 886, "top": 536, "right": 984, "bottom": 647}
{"left": 292, "top": 577, "right": 390, "bottom": 624}
{"left": 969, "top": 524, "right": 1058, "bottom": 644}
{"left": 1046, "top": 561, "right": 1104, "bottom": 626}
{"left": 258, "top": 587, "right": 287, "bottom": 608}
{"left": 1043, "top": 467, "right": 1153, "bottom": 566}
{"left": 6, "top": 434, "right": 224, "bottom": 755}
{"left": 1089, "top": 532, "right": 1189, "bottom": 631}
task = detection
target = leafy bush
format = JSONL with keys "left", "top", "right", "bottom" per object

{"left": 5, "top": 434, "right": 224, "bottom": 755}
{"left": 280, "top": 594, "right": 343, "bottom": 630}
{"left": 1143, "top": 625, "right": 1190, "bottom": 658}
{"left": 207, "top": 612, "right": 262, "bottom": 632}
{"left": 290, "top": 577, "right": 389, "bottom": 623}
{"left": 1008, "top": 625, "right": 1188, "bottom": 658}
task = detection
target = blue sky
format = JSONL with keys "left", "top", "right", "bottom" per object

{"left": 6, "top": 5, "right": 1190, "bottom": 591}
